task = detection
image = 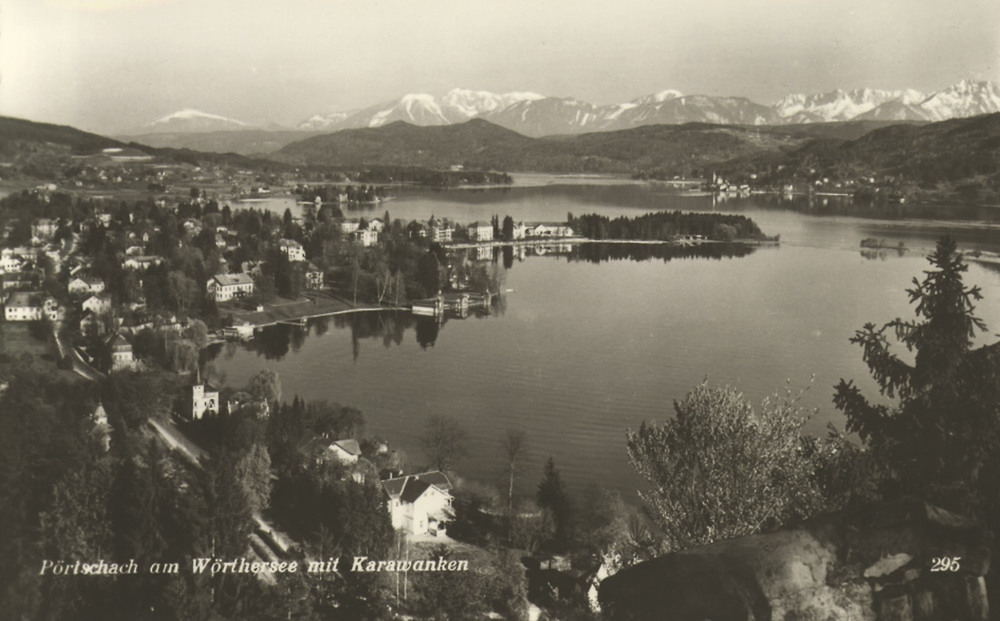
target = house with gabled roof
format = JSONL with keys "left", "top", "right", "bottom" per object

{"left": 297, "top": 436, "right": 366, "bottom": 482}
{"left": 279, "top": 238, "right": 305, "bottom": 262}
{"left": 107, "top": 333, "right": 136, "bottom": 372}
{"left": 79, "top": 310, "right": 105, "bottom": 337}
{"left": 68, "top": 275, "right": 106, "bottom": 296}
{"left": 82, "top": 294, "right": 111, "bottom": 315}
{"left": 329, "top": 439, "right": 362, "bottom": 464}
{"left": 381, "top": 471, "right": 454, "bottom": 537}
{"left": 469, "top": 221, "right": 493, "bottom": 241}
{"left": 207, "top": 273, "right": 255, "bottom": 302}
{"left": 4, "top": 291, "right": 44, "bottom": 321}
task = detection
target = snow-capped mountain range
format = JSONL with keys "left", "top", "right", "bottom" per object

{"left": 298, "top": 81, "right": 1000, "bottom": 137}
{"left": 133, "top": 80, "right": 1000, "bottom": 138}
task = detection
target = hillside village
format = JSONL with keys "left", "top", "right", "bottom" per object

{"left": 0, "top": 158, "right": 653, "bottom": 618}
{"left": 4, "top": 100, "right": 1000, "bottom": 621}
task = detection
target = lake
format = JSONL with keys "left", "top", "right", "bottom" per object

{"left": 211, "top": 183, "right": 1000, "bottom": 500}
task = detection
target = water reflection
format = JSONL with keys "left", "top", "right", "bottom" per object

{"left": 460, "top": 241, "right": 759, "bottom": 268}
{"left": 569, "top": 242, "right": 758, "bottom": 263}
{"left": 212, "top": 242, "right": 761, "bottom": 364}
{"left": 860, "top": 247, "right": 909, "bottom": 261}
{"left": 239, "top": 311, "right": 416, "bottom": 361}
{"left": 216, "top": 310, "right": 476, "bottom": 362}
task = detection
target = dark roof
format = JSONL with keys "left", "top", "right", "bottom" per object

{"left": 106, "top": 333, "right": 131, "bottom": 349}
{"left": 400, "top": 479, "right": 431, "bottom": 503}
{"left": 414, "top": 471, "right": 453, "bottom": 491}
{"left": 333, "top": 439, "right": 362, "bottom": 456}
{"left": 381, "top": 471, "right": 454, "bottom": 501}
{"left": 212, "top": 273, "right": 254, "bottom": 287}
{"left": 382, "top": 477, "right": 407, "bottom": 498}
{"left": 5, "top": 291, "right": 42, "bottom": 307}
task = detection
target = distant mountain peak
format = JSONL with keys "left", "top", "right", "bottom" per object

{"left": 151, "top": 108, "right": 248, "bottom": 125}
{"left": 128, "top": 108, "right": 254, "bottom": 135}
{"left": 632, "top": 89, "right": 684, "bottom": 105}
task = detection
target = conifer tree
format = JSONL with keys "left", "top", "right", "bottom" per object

{"left": 834, "top": 236, "right": 1000, "bottom": 511}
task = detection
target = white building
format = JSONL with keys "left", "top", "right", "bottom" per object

{"left": 527, "top": 223, "right": 574, "bottom": 238}
{"left": 355, "top": 229, "right": 379, "bottom": 247}
{"left": 469, "top": 222, "right": 494, "bottom": 242}
{"left": 191, "top": 383, "right": 219, "bottom": 419}
{"left": 107, "top": 333, "right": 136, "bottom": 372}
{"left": 381, "top": 471, "right": 454, "bottom": 537}
{"left": 431, "top": 224, "right": 453, "bottom": 243}
{"left": 4, "top": 291, "right": 43, "bottom": 321}
{"left": 0, "top": 250, "right": 25, "bottom": 273}
{"left": 279, "top": 239, "right": 306, "bottom": 262}
{"left": 207, "top": 273, "right": 255, "bottom": 302}
{"left": 329, "top": 439, "right": 362, "bottom": 464}
{"left": 304, "top": 263, "right": 324, "bottom": 290}
{"left": 31, "top": 218, "right": 58, "bottom": 243}
{"left": 82, "top": 295, "right": 111, "bottom": 315}
{"left": 512, "top": 222, "right": 528, "bottom": 240}
{"left": 123, "top": 255, "right": 162, "bottom": 271}
{"left": 68, "top": 276, "right": 106, "bottom": 296}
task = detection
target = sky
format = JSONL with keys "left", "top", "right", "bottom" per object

{"left": 1, "top": 0, "right": 998, "bottom": 134}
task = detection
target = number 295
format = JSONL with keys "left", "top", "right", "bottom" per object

{"left": 930, "top": 557, "right": 961, "bottom": 572}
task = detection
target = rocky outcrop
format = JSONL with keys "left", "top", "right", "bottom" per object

{"left": 599, "top": 498, "right": 991, "bottom": 620}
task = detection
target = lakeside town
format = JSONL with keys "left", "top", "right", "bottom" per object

{"left": 5, "top": 110, "right": 1000, "bottom": 619}
{"left": 1, "top": 140, "right": 791, "bottom": 621}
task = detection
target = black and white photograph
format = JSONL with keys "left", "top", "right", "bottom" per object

{"left": 2, "top": 0, "right": 1000, "bottom": 619}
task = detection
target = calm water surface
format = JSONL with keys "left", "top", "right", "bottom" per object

{"left": 212, "top": 185, "right": 1000, "bottom": 498}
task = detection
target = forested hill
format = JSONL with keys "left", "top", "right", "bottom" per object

{"left": 0, "top": 116, "right": 126, "bottom": 153}
{"left": 0, "top": 115, "right": 291, "bottom": 172}
{"left": 790, "top": 113, "right": 1000, "bottom": 187}
{"left": 272, "top": 115, "right": 1000, "bottom": 187}
{"left": 721, "top": 113, "right": 1000, "bottom": 201}
{"left": 270, "top": 118, "right": 813, "bottom": 173}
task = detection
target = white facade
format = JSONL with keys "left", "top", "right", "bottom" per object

{"left": 469, "top": 222, "right": 494, "bottom": 241}
{"left": 31, "top": 219, "right": 58, "bottom": 242}
{"left": 512, "top": 222, "right": 528, "bottom": 240}
{"left": 207, "top": 273, "right": 255, "bottom": 302}
{"left": 382, "top": 472, "right": 454, "bottom": 537}
{"left": 68, "top": 276, "right": 106, "bottom": 296}
{"left": 124, "top": 256, "right": 162, "bottom": 271}
{"left": 330, "top": 439, "right": 362, "bottom": 464}
{"left": 0, "top": 251, "right": 25, "bottom": 273}
{"left": 191, "top": 384, "right": 219, "bottom": 419}
{"left": 108, "top": 334, "right": 136, "bottom": 372}
{"left": 431, "top": 225, "right": 453, "bottom": 243}
{"left": 305, "top": 264, "right": 324, "bottom": 290}
{"left": 530, "top": 224, "right": 574, "bottom": 238}
{"left": 279, "top": 239, "right": 306, "bottom": 262}
{"left": 356, "top": 229, "right": 379, "bottom": 247}
{"left": 82, "top": 295, "right": 111, "bottom": 314}
{"left": 4, "top": 292, "right": 43, "bottom": 321}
